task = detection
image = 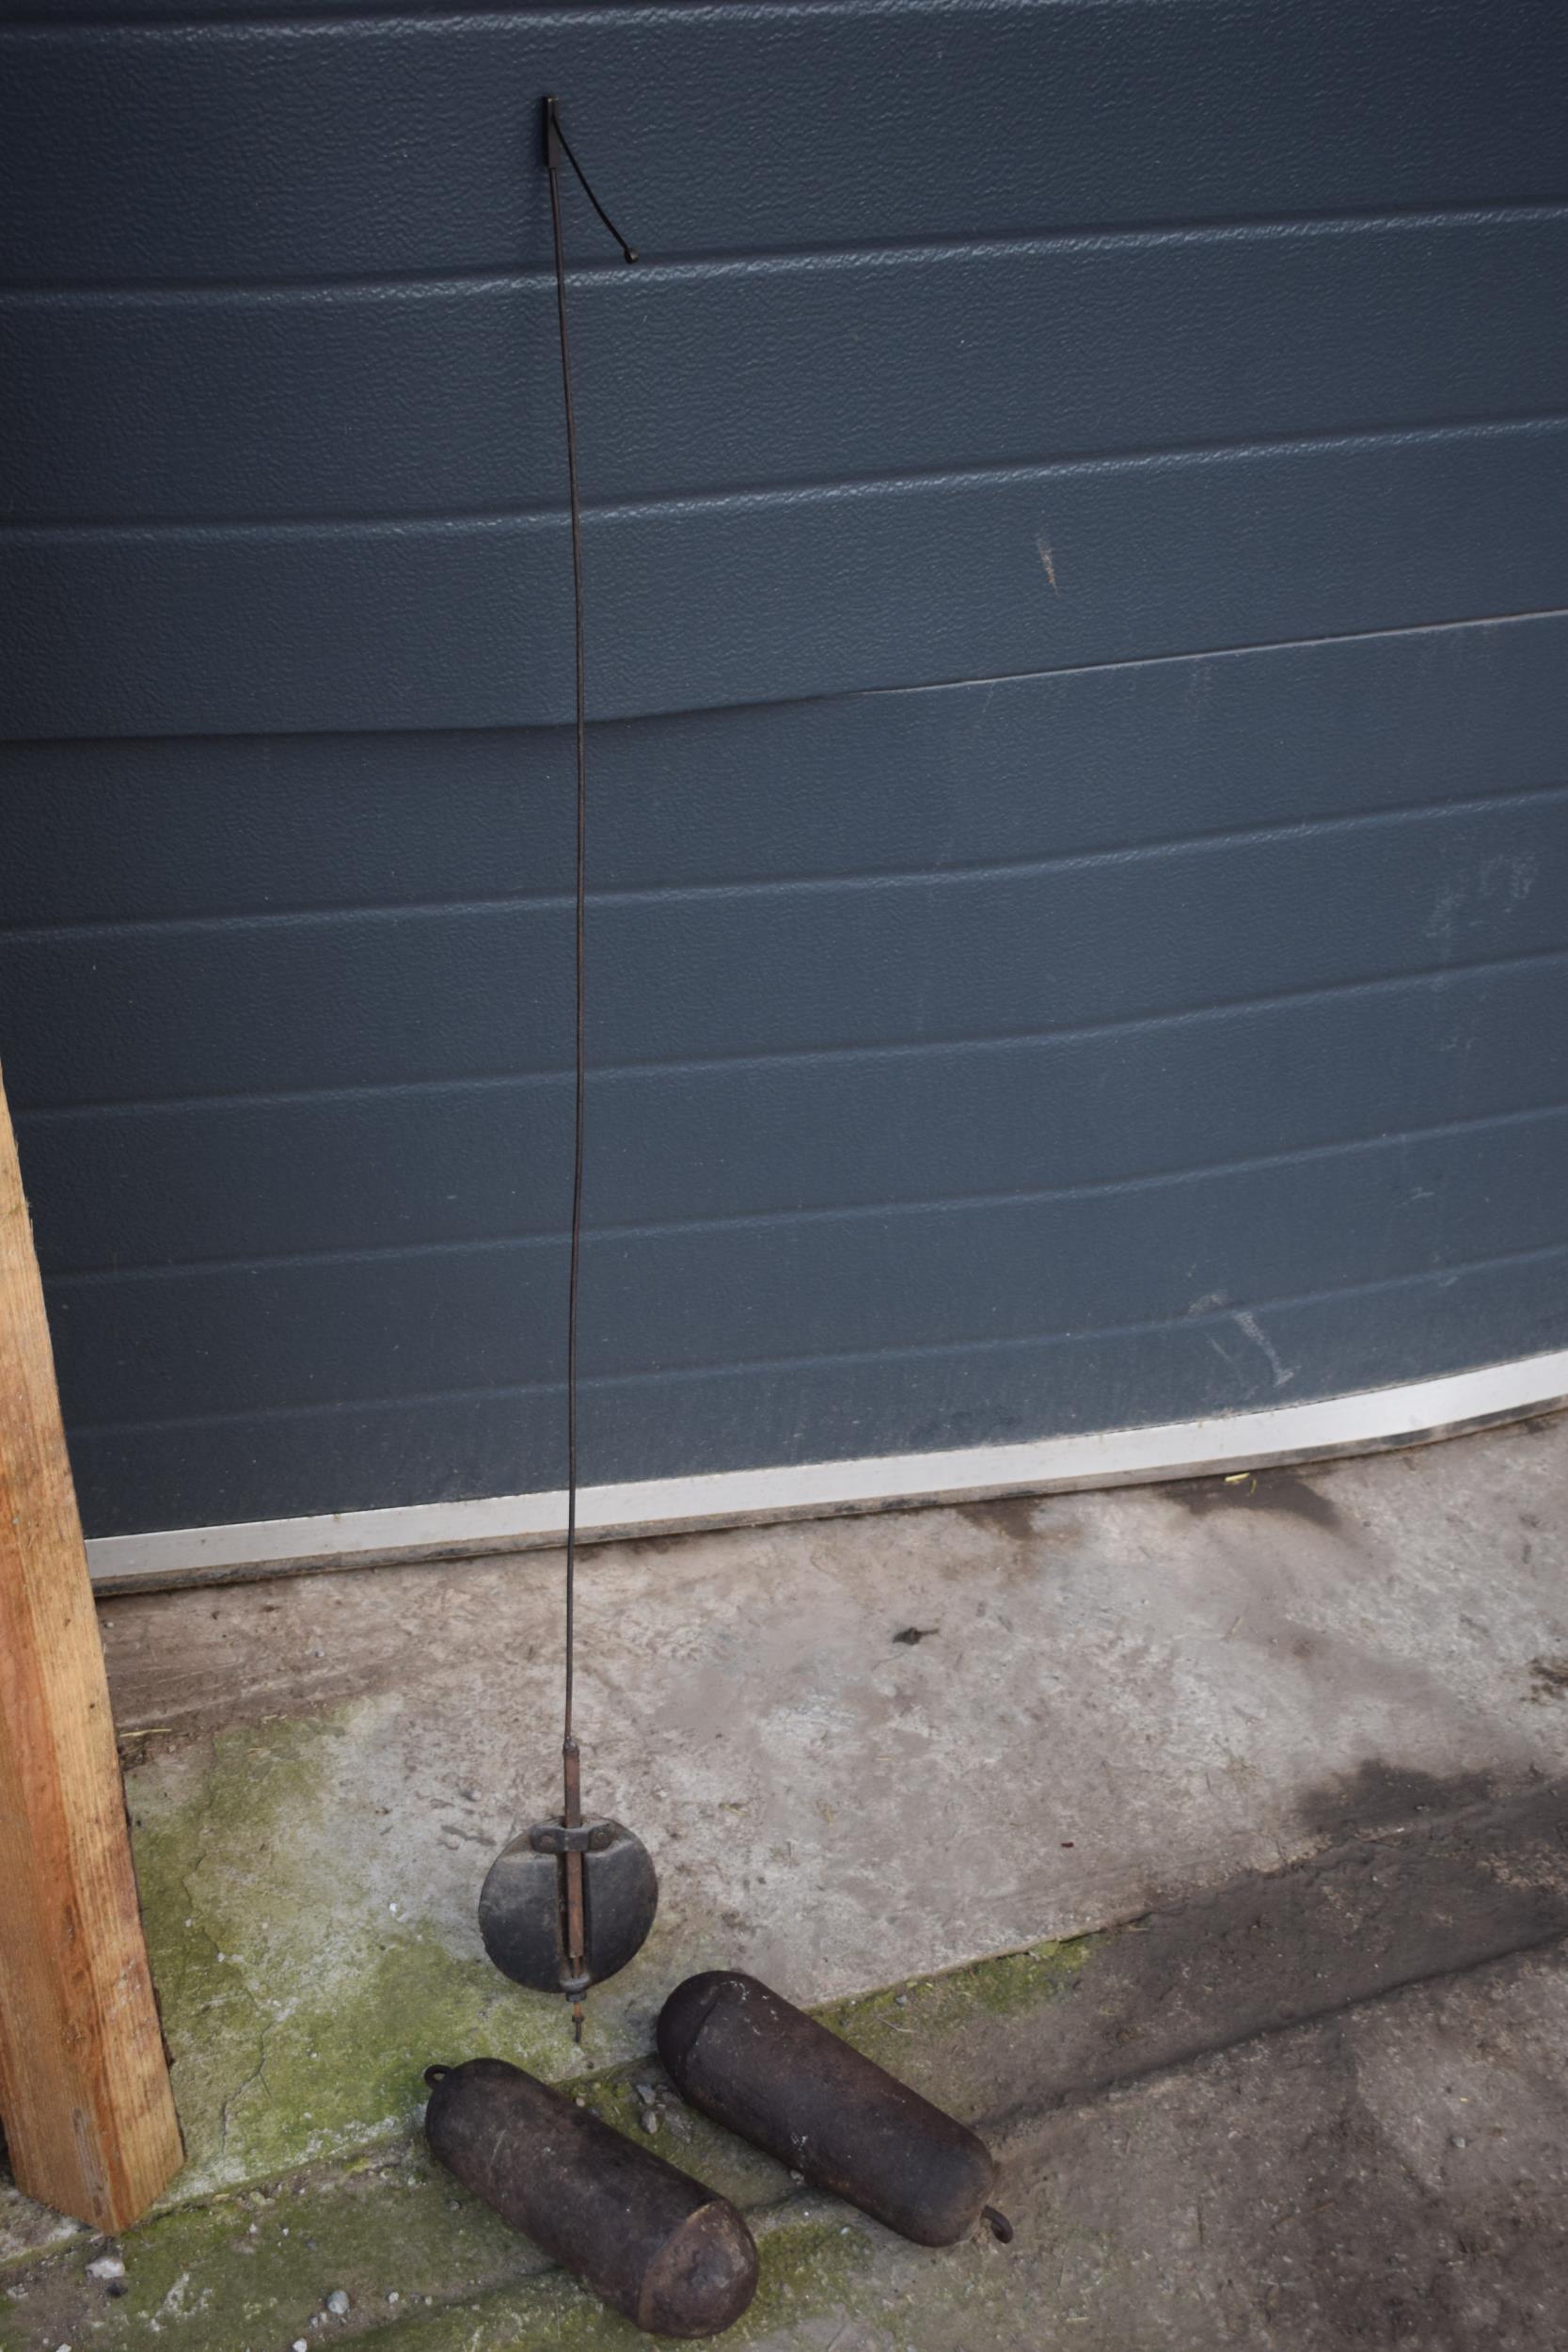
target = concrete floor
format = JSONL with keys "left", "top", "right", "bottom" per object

{"left": 4, "top": 1410, "right": 1568, "bottom": 2344}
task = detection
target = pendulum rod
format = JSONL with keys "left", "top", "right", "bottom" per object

{"left": 543, "top": 93, "right": 638, "bottom": 2042}
{"left": 475, "top": 102, "right": 657, "bottom": 2027}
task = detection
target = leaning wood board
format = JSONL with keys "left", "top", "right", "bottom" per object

{"left": 0, "top": 1060, "right": 182, "bottom": 2228}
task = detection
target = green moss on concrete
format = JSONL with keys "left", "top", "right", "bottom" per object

{"left": 0, "top": 2141, "right": 859, "bottom": 2352}
{"left": 0, "top": 1694, "right": 1109, "bottom": 2350}
{"left": 0, "top": 2144, "right": 546, "bottom": 2352}
{"left": 3, "top": 2169, "right": 1033, "bottom": 2352}
{"left": 0, "top": 2197, "right": 78, "bottom": 2279}
{"left": 242, "top": 2192, "right": 1043, "bottom": 2352}
{"left": 125, "top": 1694, "right": 1100, "bottom": 2217}
{"left": 128, "top": 1707, "right": 586, "bottom": 2200}
{"left": 818, "top": 1932, "right": 1095, "bottom": 2062}
{"left": 1, "top": 1924, "right": 1100, "bottom": 2350}
{"left": 325, "top": 2210, "right": 869, "bottom": 2352}
{"left": 563, "top": 2068, "right": 789, "bottom": 2213}
{"left": 2, "top": 1926, "right": 1092, "bottom": 2346}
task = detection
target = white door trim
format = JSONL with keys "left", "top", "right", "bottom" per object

{"left": 85, "top": 1347, "right": 1568, "bottom": 1594}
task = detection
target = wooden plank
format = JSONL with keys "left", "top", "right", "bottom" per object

{"left": 0, "top": 1059, "right": 182, "bottom": 2229}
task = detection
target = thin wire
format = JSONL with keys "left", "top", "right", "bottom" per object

{"left": 543, "top": 101, "right": 639, "bottom": 2042}
{"left": 543, "top": 98, "right": 638, "bottom": 1772}
{"left": 546, "top": 127, "right": 587, "bottom": 1754}
{"left": 552, "top": 112, "right": 639, "bottom": 264}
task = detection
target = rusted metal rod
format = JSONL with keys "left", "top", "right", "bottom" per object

{"left": 562, "top": 1734, "right": 588, "bottom": 2038}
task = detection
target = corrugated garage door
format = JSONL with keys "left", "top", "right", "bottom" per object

{"left": 3, "top": 0, "right": 1567, "bottom": 1539}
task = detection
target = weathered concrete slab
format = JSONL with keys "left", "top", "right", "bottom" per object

{"left": 0, "top": 1941, "right": 1071, "bottom": 2352}
{"left": 3, "top": 1411, "right": 1565, "bottom": 2260}
{"left": 8, "top": 1900, "right": 1567, "bottom": 2348}
{"left": 786, "top": 1940, "right": 1568, "bottom": 2351}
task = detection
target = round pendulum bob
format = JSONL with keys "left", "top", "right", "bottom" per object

{"left": 480, "top": 1817, "right": 658, "bottom": 1996}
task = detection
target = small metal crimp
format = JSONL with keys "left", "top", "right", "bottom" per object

{"left": 530, "top": 1820, "right": 615, "bottom": 1855}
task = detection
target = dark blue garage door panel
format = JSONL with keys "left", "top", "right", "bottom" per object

{"left": 12, "top": 953, "right": 1568, "bottom": 1281}
{"left": 8, "top": 421, "right": 1568, "bottom": 739}
{"left": 4, "top": 2, "right": 1565, "bottom": 276}
{"left": 2, "top": 1, "right": 1567, "bottom": 1535}
{"left": 6, "top": 617, "right": 1568, "bottom": 929}
{"left": 10, "top": 214, "right": 1568, "bottom": 523}
{"left": 58, "top": 1248, "right": 1568, "bottom": 1544}
{"left": 7, "top": 782, "right": 1568, "bottom": 1105}
{"left": 39, "top": 1105, "right": 1568, "bottom": 1422}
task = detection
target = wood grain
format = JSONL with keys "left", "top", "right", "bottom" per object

{"left": 0, "top": 1060, "right": 182, "bottom": 2228}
